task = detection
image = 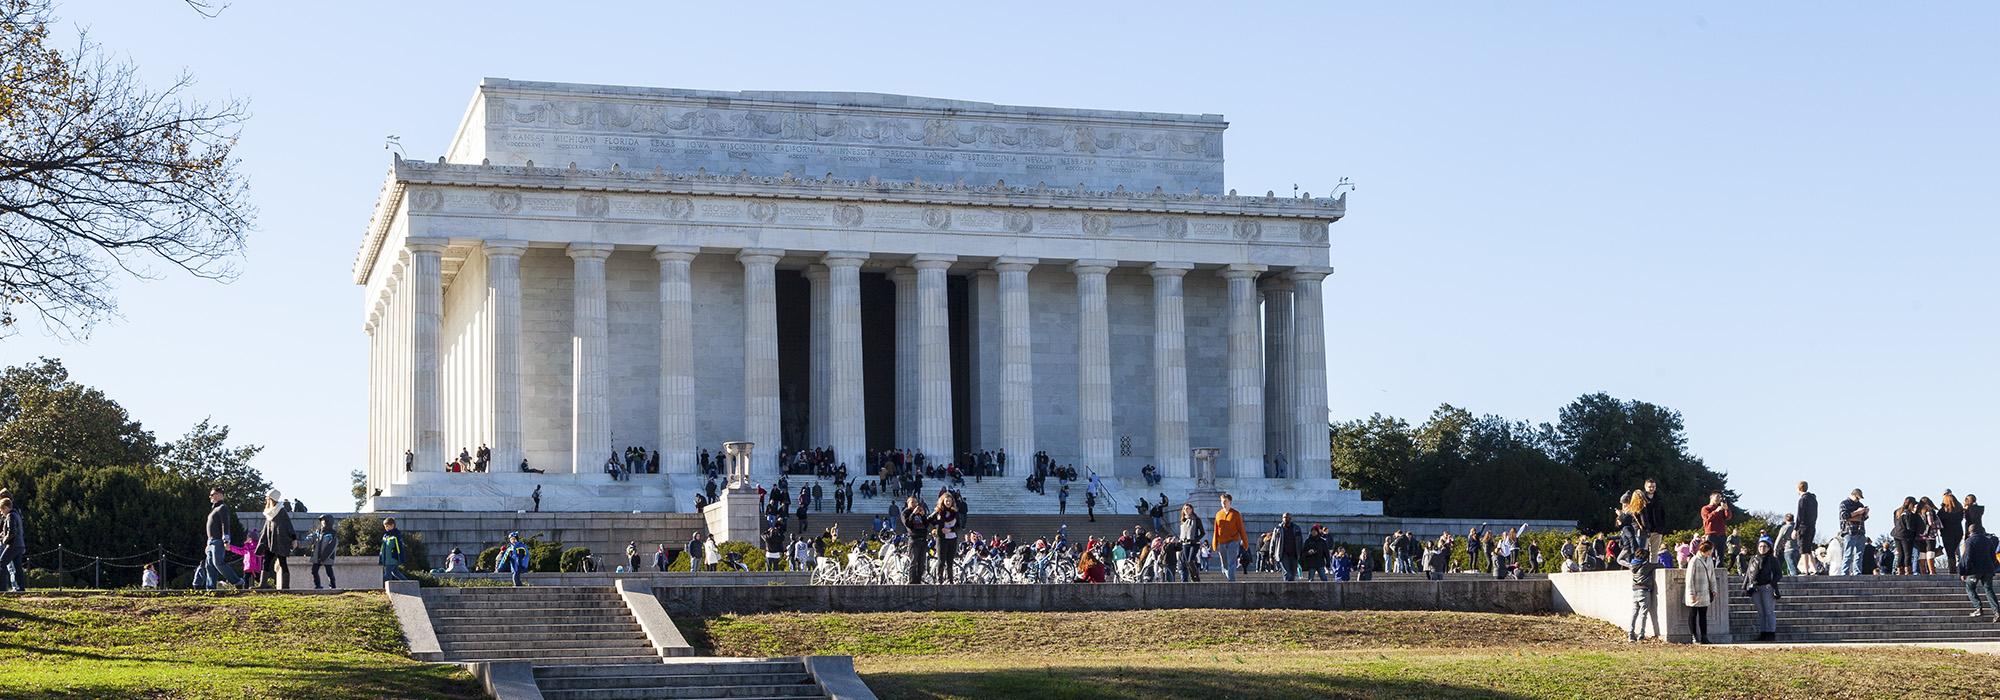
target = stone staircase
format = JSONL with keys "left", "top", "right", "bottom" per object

{"left": 535, "top": 659, "right": 825, "bottom": 700}
{"left": 1727, "top": 574, "right": 2000, "bottom": 643}
{"left": 426, "top": 587, "right": 834, "bottom": 698}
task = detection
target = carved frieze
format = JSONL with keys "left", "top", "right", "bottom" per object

{"left": 1233, "top": 220, "right": 1262, "bottom": 241}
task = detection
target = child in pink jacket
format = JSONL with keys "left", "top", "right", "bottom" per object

{"left": 228, "top": 529, "right": 265, "bottom": 588}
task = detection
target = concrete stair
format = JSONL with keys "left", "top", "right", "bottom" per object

{"left": 429, "top": 587, "right": 660, "bottom": 665}
{"left": 1727, "top": 575, "right": 2000, "bottom": 643}
{"left": 534, "top": 659, "right": 826, "bottom": 700}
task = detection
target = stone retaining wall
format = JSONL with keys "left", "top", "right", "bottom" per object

{"left": 657, "top": 580, "right": 1551, "bottom": 617}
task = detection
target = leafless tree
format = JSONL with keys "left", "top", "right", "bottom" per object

{"left": 0, "top": 0, "right": 255, "bottom": 338}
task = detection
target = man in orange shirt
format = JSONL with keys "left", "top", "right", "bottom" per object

{"left": 1214, "top": 493, "right": 1247, "bottom": 582}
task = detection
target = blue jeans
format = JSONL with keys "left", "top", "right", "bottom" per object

{"left": 203, "top": 539, "right": 243, "bottom": 588}
{"left": 1782, "top": 543, "right": 1800, "bottom": 576}
{"left": 1220, "top": 541, "right": 1243, "bottom": 582}
{"left": 0, "top": 551, "right": 23, "bottom": 591}
{"left": 1969, "top": 575, "right": 1998, "bottom": 613}
{"left": 382, "top": 564, "right": 406, "bottom": 582}
{"left": 1841, "top": 533, "right": 1868, "bottom": 576}
{"left": 1280, "top": 556, "right": 1298, "bottom": 581}
{"left": 500, "top": 559, "right": 524, "bottom": 586}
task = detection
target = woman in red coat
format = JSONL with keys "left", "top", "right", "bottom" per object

{"left": 1078, "top": 551, "right": 1106, "bottom": 583}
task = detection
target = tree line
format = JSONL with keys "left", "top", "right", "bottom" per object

{"left": 1330, "top": 393, "right": 1733, "bottom": 533}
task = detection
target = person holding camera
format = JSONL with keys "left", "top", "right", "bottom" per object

{"left": 1699, "top": 492, "right": 1733, "bottom": 563}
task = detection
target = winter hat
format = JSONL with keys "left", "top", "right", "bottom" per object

{"left": 266, "top": 489, "right": 283, "bottom": 501}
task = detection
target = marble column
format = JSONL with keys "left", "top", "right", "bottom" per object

{"left": 1261, "top": 276, "right": 1295, "bottom": 478}
{"left": 388, "top": 262, "right": 405, "bottom": 481}
{"left": 1148, "top": 262, "right": 1194, "bottom": 479}
{"left": 1072, "top": 260, "right": 1116, "bottom": 474}
{"left": 568, "top": 243, "right": 614, "bottom": 474}
{"left": 805, "top": 264, "right": 830, "bottom": 449}
{"left": 1223, "top": 264, "right": 1268, "bottom": 479}
{"left": 913, "top": 254, "right": 956, "bottom": 462}
{"left": 1289, "top": 267, "right": 1333, "bottom": 481}
{"left": 484, "top": 240, "right": 527, "bottom": 477}
{"left": 971, "top": 269, "right": 999, "bottom": 451}
{"left": 407, "top": 238, "right": 448, "bottom": 474}
{"left": 654, "top": 246, "right": 700, "bottom": 474}
{"left": 891, "top": 267, "right": 917, "bottom": 449}
{"left": 993, "top": 258, "right": 1037, "bottom": 470}
{"left": 822, "top": 252, "right": 868, "bottom": 469}
{"left": 739, "top": 248, "right": 785, "bottom": 478}
{"left": 365, "top": 313, "right": 379, "bottom": 495}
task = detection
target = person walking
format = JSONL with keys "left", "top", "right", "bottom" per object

{"left": 1684, "top": 540, "right": 1720, "bottom": 644}
{"left": 0, "top": 497, "right": 24, "bottom": 592}
{"left": 1795, "top": 482, "right": 1820, "bottom": 575}
{"left": 1699, "top": 492, "right": 1732, "bottom": 560}
{"left": 901, "top": 496, "right": 929, "bottom": 585}
{"left": 306, "top": 515, "right": 338, "bottom": 589}
{"left": 1301, "top": 525, "right": 1330, "bottom": 581}
{"left": 626, "top": 541, "right": 641, "bottom": 573}
{"left": 654, "top": 544, "right": 670, "bottom": 572}
{"left": 379, "top": 517, "right": 408, "bottom": 582}
{"left": 703, "top": 534, "right": 720, "bottom": 572}
{"left": 1961, "top": 523, "right": 1999, "bottom": 621}
{"left": 1214, "top": 493, "right": 1247, "bottom": 583}
{"left": 1623, "top": 546, "right": 1663, "bottom": 642}
{"left": 1273, "top": 513, "right": 1303, "bottom": 581}
{"left": 1084, "top": 490, "right": 1096, "bottom": 523}
{"left": 1838, "top": 489, "right": 1870, "bottom": 576}
{"left": 1940, "top": 491, "right": 1967, "bottom": 576}
{"left": 1178, "top": 503, "right": 1205, "bottom": 582}
{"left": 1744, "top": 539, "right": 1784, "bottom": 641}
{"left": 201, "top": 488, "right": 245, "bottom": 590}
{"left": 260, "top": 490, "right": 297, "bottom": 590}
{"left": 686, "top": 532, "right": 705, "bottom": 572}
{"left": 1774, "top": 513, "right": 1800, "bottom": 576}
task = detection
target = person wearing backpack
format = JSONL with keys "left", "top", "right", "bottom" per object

{"left": 498, "top": 532, "right": 531, "bottom": 586}
{"left": 1177, "top": 503, "right": 1205, "bottom": 582}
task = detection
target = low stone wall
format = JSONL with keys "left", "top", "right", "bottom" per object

{"left": 1550, "top": 569, "right": 1732, "bottom": 644}
{"left": 657, "top": 580, "right": 1551, "bottom": 617}
{"left": 436, "top": 570, "right": 806, "bottom": 587}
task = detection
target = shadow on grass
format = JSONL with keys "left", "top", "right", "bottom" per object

{"left": 0, "top": 658, "right": 483, "bottom": 700}
{"left": 866, "top": 666, "right": 1536, "bottom": 700}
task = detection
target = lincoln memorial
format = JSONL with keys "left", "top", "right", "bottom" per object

{"left": 356, "top": 79, "right": 1377, "bottom": 516}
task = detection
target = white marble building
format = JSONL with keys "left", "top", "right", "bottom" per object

{"left": 357, "top": 79, "right": 1378, "bottom": 515}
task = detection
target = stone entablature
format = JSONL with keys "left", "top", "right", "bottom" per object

{"left": 355, "top": 159, "right": 1345, "bottom": 286}
{"left": 452, "top": 79, "right": 1228, "bottom": 195}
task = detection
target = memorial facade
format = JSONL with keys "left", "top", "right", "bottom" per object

{"left": 356, "top": 79, "right": 1377, "bottom": 515}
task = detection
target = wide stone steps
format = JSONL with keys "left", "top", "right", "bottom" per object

{"left": 1722, "top": 575, "right": 2000, "bottom": 643}
{"left": 458, "top": 653, "right": 667, "bottom": 666}
{"left": 435, "top": 622, "right": 644, "bottom": 636}
{"left": 442, "top": 633, "right": 652, "bottom": 650}
{"left": 429, "top": 599, "right": 631, "bottom": 611}
{"left": 534, "top": 661, "right": 823, "bottom": 700}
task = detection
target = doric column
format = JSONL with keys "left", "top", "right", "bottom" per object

{"left": 407, "top": 238, "right": 448, "bottom": 474}
{"left": 567, "top": 243, "right": 614, "bottom": 474}
{"left": 823, "top": 252, "right": 869, "bottom": 469}
{"left": 484, "top": 240, "right": 528, "bottom": 477}
{"left": 805, "top": 264, "right": 830, "bottom": 449}
{"left": 1260, "top": 276, "right": 1295, "bottom": 478}
{"left": 739, "top": 248, "right": 785, "bottom": 478}
{"left": 1072, "top": 260, "right": 1116, "bottom": 475}
{"left": 654, "top": 246, "right": 700, "bottom": 474}
{"left": 994, "top": 258, "right": 1037, "bottom": 470}
{"left": 365, "top": 312, "right": 380, "bottom": 496}
{"left": 891, "top": 267, "right": 917, "bottom": 449}
{"left": 913, "top": 254, "right": 956, "bottom": 462}
{"left": 1289, "top": 267, "right": 1333, "bottom": 481}
{"left": 388, "top": 262, "right": 406, "bottom": 481}
{"left": 1148, "top": 262, "right": 1194, "bottom": 479}
{"left": 971, "top": 269, "right": 998, "bottom": 451}
{"left": 1223, "top": 264, "right": 1268, "bottom": 479}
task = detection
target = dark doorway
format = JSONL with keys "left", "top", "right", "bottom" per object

{"left": 776, "top": 269, "right": 809, "bottom": 453}
{"left": 948, "top": 274, "right": 971, "bottom": 459}
{"left": 859, "top": 272, "right": 896, "bottom": 463}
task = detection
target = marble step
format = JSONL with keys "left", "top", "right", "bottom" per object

{"left": 538, "top": 686, "right": 823, "bottom": 700}
{"left": 536, "top": 662, "right": 808, "bottom": 679}
{"left": 440, "top": 630, "right": 652, "bottom": 646}
{"left": 537, "top": 673, "right": 815, "bottom": 691}
{"left": 436, "top": 622, "right": 644, "bottom": 636}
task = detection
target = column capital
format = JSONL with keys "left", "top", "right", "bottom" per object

{"left": 890, "top": 266, "right": 916, "bottom": 282}
{"left": 1220, "top": 263, "right": 1267, "bottom": 280}
{"left": 736, "top": 247, "right": 785, "bottom": 265}
{"left": 821, "top": 251, "right": 869, "bottom": 268}
{"left": 566, "top": 242, "right": 615, "bottom": 260}
{"left": 405, "top": 237, "right": 450, "bottom": 255}
{"left": 652, "top": 245, "right": 699, "bottom": 263}
{"left": 992, "top": 256, "right": 1038, "bottom": 273}
{"left": 803, "top": 263, "right": 829, "bottom": 280}
{"left": 1286, "top": 266, "right": 1334, "bottom": 283}
{"left": 482, "top": 239, "right": 530, "bottom": 258}
{"left": 1070, "top": 259, "right": 1117, "bottom": 275}
{"left": 1258, "top": 275, "right": 1293, "bottom": 292}
{"left": 911, "top": 253, "right": 957, "bottom": 270}
{"left": 973, "top": 268, "right": 997, "bottom": 280}
{"left": 1146, "top": 262, "right": 1195, "bottom": 278}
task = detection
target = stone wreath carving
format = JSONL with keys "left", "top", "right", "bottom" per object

{"left": 1082, "top": 213, "right": 1110, "bottom": 237}
{"left": 664, "top": 197, "right": 693, "bottom": 220}
{"left": 488, "top": 191, "right": 521, "bottom": 215}
{"left": 1233, "top": 219, "right": 1262, "bottom": 241}
{"left": 835, "top": 205, "right": 864, "bottom": 228}
{"left": 923, "top": 207, "right": 951, "bottom": 230}
{"left": 1299, "top": 220, "right": 1327, "bottom": 243}
{"left": 1004, "top": 211, "right": 1034, "bottom": 234}
{"left": 576, "top": 194, "right": 609, "bottom": 217}
{"left": 747, "top": 201, "right": 777, "bottom": 223}
{"left": 409, "top": 189, "right": 443, "bottom": 212}
{"left": 1163, "top": 217, "right": 1188, "bottom": 240}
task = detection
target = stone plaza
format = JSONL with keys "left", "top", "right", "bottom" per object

{"left": 356, "top": 79, "right": 1377, "bottom": 516}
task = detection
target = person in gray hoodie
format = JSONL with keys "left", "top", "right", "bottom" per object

{"left": 308, "top": 515, "right": 339, "bottom": 589}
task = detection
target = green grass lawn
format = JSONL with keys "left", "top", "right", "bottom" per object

{"left": 680, "top": 609, "right": 2000, "bottom": 700}
{"left": 0, "top": 592, "right": 483, "bottom": 700}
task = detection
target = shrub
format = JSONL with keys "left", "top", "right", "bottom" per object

{"left": 475, "top": 545, "right": 502, "bottom": 573}
{"left": 529, "top": 539, "right": 563, "bottom": 572}
{"left": 334, "top": 516, "right": 429, "bottom": 571}
{"left": 0, "top": 459, "right": 209, "bottom": 588}
{"left": 716, "top": 540, "right": 767, "bottom": 571}
{"left": 559, "top": 547, "right": 592, "bottom": 572}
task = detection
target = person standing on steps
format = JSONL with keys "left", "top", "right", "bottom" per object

{"left": 1838, "top": 489, "right": 1870, "bottom": 576}
{"left": 531, "top": 484, "right": 541, "bottom": 512}
{"left": 654, "top": 544, "right": 670, "bottom": 572}
{"left": 686, "top": 532, "right": 704, "bottom": 573}
{"left": 1058, "top": 483, "right": 1069, "bottom": 515}
{"left": 1960, "top": 523, "right": 1999, "bottom": 621}
{"left": 1940, "top": 491, "right": 1966, "bottom": 576}
{"left": 1795, "top": 482, "right": 1820, "bottom": 575}
{"left": 626, "top": 541, "right": 640, "bottom": 573}
{"left": 1084, "top": 490, "right": 1097, "bottom": 523}
{"left": 1213, "top": 493, "right": 1247, "bottom": 583}
{"left": 498, "top": 532, "right": 530, "bottom": 586}
{"left": 1699, "top": 492, "right": 1732, "bottom": 562}
{"left": 1744, "top": 539, "right": 1784, "bottom": 641}
{"left": 1641, "top": 478, "right": 1668, "bottom": 557}
{"left": 1683, "top": 540, "right": 1719, "bottom": 644}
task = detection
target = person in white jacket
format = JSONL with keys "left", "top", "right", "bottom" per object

{"left": 1683, "top": 540, "right": 1721, "bottom": 644}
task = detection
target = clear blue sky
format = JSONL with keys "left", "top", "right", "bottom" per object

{"left": 10, "top": 2, "right": 1995, "bottom": 538}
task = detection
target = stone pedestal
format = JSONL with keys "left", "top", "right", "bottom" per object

{"left": 1185, "top": 447, "right": 1226, "bottom": 515}
{"left": 701, "top": 486, "right": 764, "bottom": 546}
